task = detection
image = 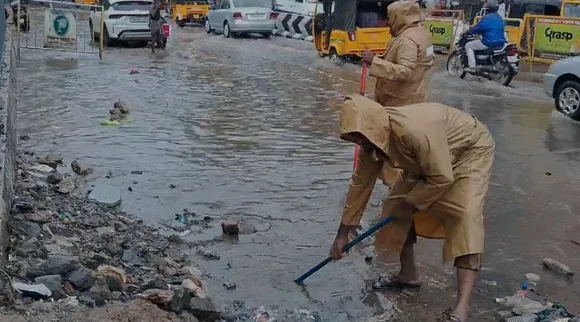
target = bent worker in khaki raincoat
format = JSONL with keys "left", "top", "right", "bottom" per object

{"left": 330, "top": 95, "right": 495, "bottom": 322}
{"left": 360, "top": 0, "right": 434, "bottom": 186}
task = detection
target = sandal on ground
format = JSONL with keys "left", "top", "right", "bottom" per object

{"left": 445, "top": 316, "right": 462, "bottom": 322}
{"left": 442, "top": 310, "right": 462, "bottom": 322}
{"left": 372, "top": 274, "right": 422, "bottom": 290}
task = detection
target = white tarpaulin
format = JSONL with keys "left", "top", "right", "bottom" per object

{"left": 44, "top": 9, "right": 77, "bottom": 49}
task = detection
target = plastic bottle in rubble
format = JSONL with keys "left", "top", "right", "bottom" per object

{"left": 495, "top": 295, "right": 526, "bottom": 308}
{"left": 543, "top": 258, "right": 575, "bottom": 277}
{"left": 495, "top": 284, "right": 530, "bottom": 308}
{"left": 504, "top": 315, "right": 538, "bottom": 322}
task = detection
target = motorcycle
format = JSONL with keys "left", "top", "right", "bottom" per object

{"left": 11, "top": 5, "right": 30, "bottom": 32}
{"left": 149, "top": 17, "right": 169, "bottom": 53}
{"left": 446, "top": 32, "right": 519, "bottom": 87}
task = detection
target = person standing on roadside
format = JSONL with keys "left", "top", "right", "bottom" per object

{"left": 149, "top": 0, "right": 164, "bottom": 45}
{"left": 360, "top": 0, "right": 434, "bottom": 186}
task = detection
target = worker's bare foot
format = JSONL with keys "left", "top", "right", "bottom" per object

{"left": 397, "top": 267, "right": 421, "bottom": 285}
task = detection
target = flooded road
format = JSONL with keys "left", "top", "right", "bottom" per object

{"left": 16, "top": 26, "right": 580, "bottom": 321}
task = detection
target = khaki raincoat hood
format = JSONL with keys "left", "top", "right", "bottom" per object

{"left": 387, "top": 1, "right": 424, "bottom": 37}
{"left": 340, "top": 95, "right": 391, "bottom": 154}
{"left": 339, "top": 95, "right": 495, "bottom": 262}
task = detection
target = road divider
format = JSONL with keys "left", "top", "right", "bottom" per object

{"left": 272, "top": 12, "right": 314, "bottom": 42}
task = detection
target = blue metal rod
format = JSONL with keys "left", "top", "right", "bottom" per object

{"left": 294, "top": 216, "right": 395, "bottom": 284}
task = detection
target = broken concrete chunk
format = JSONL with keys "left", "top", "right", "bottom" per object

{"left": 24, "top": 211, "right": 52, "bottom": 224}
{"left": 88, "top": 184, "right": 121, "bottom": 207}
{"left": 96, "top": 265, "right": 127, "bottom": 284}
{"left": 138, "top": 289, "right": 174, "bottom": 308}
{"left": 182, "top": 279, "right": 207, "bottom": 299}
{"left": 71, "top": 160, "right": 93, "bottom": 175}
{"left": 188, "top": 298, "right": 220, "bottom": 321}
{"left": 57, "top": 177, "right": 76, "bottom": 194}
{"left": 39, "top": 154, "right": 63, "bottom": 168}
{"left": 67, "top": 268, "right": 95, "bottom": 291}
{"left": 170, "top": 288, "right": 192, "bottom": 313}
{"left": 221, "top": 220, "right": 239, "bottom": 235}
{"left": 46, "top": 172, "right": 64, "bottom": 184}
{"left": 13, "top": 282, "right": 52, "bottom": 299}
{"left": 30, "top": 164, "right": 55, "bottom": 173}
{"left": 122, "top": 249, "right": 145, "bottom": 267}
{"left": 26, "top": 256, "right": 77, "bottom": 279}
{"left": 34, "top": 275, "right": 62, "bottom": 295}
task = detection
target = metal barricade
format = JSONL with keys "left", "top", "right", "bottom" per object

{"left": 425, "top": 10, "right": 466, "bottom": 53}
{"left": 15, "top": 0, "right": 104, "bottom": 59}
{"left": 522, "top": 14, "right": 580, "bottom": 64}
{"left": 426, "top": 9, "right": 465, "bottom": 21}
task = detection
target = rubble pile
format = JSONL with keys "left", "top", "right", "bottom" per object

{"left": 494, "top": 266, "right": 578, "bottom": 322}
{"left": 0, "top": 152, "right": 222, "bottom": 321}
{"left": 109, "top": 101, "right": 130, "bottom": 122}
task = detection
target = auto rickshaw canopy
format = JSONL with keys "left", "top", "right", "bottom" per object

{"left": 321, "top": 0, "right": 390, "bottom": 32}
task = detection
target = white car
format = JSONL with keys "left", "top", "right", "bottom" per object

{"left": 90, "top": 0, "right": 153, "bottom": 46}
{"left": 204, "top": 0, "right": 275, "bottom": 38}
{"left": 543, "top": 57, "right": 580, "bottom": 121}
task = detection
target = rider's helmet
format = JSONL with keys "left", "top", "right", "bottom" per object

{"left": 486, "top": 0, "right": 499, "bottom": 12}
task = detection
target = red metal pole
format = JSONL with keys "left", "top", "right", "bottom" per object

{"left": 353, "top": 63, "right": 368, "bottom": 171}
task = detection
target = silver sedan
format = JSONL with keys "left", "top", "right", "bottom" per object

{"left": 204, "top": 0, "right": 276, "bottom": 38}
{"left": 544, "top": 56, "right": 580, "bottom": 121}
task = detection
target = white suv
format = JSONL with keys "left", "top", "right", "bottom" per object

{"left": 89, "top": 0, "right": 153, "bottom": 46}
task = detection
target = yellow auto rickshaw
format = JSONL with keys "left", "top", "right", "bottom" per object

{"left": 314, "top": 0, "right": 395, "bottom": 65}
{"left": 171, "top": 0, "right": 210, "bottom": 27}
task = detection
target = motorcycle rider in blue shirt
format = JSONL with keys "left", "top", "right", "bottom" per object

{"left": 465, "top": 0, "right": 506, "bottom": 72}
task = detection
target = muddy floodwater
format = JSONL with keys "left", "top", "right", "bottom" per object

{"left": 16, "top": 27, "right": 580, "bottom": 321}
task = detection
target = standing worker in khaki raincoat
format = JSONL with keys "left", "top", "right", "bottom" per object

{"left": 360, "top": 0, "right": 434, "bottom": 186}
{"left": 149, "top": 0, "right": 164, "bottom": 45}
{"left": 330, "top": 95, "right": 495, "bottom": 322}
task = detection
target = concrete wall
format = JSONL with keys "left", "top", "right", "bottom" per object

{"left": 0, "top": 21, "right": 18, "bottom": 268}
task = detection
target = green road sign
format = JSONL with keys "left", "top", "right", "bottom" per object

{"left": 53, "top": 13, "right": 70, "bottom": 36}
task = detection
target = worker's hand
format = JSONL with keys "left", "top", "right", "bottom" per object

{"left": 361, "top": 50, "right": 374, "bottom": 65}
{"left": 330, "top": 234, "right": 349, "bottom": 260}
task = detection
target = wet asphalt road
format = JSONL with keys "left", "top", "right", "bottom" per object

{"left": 16, "top": 25, "right": 580, "bottom": 321}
